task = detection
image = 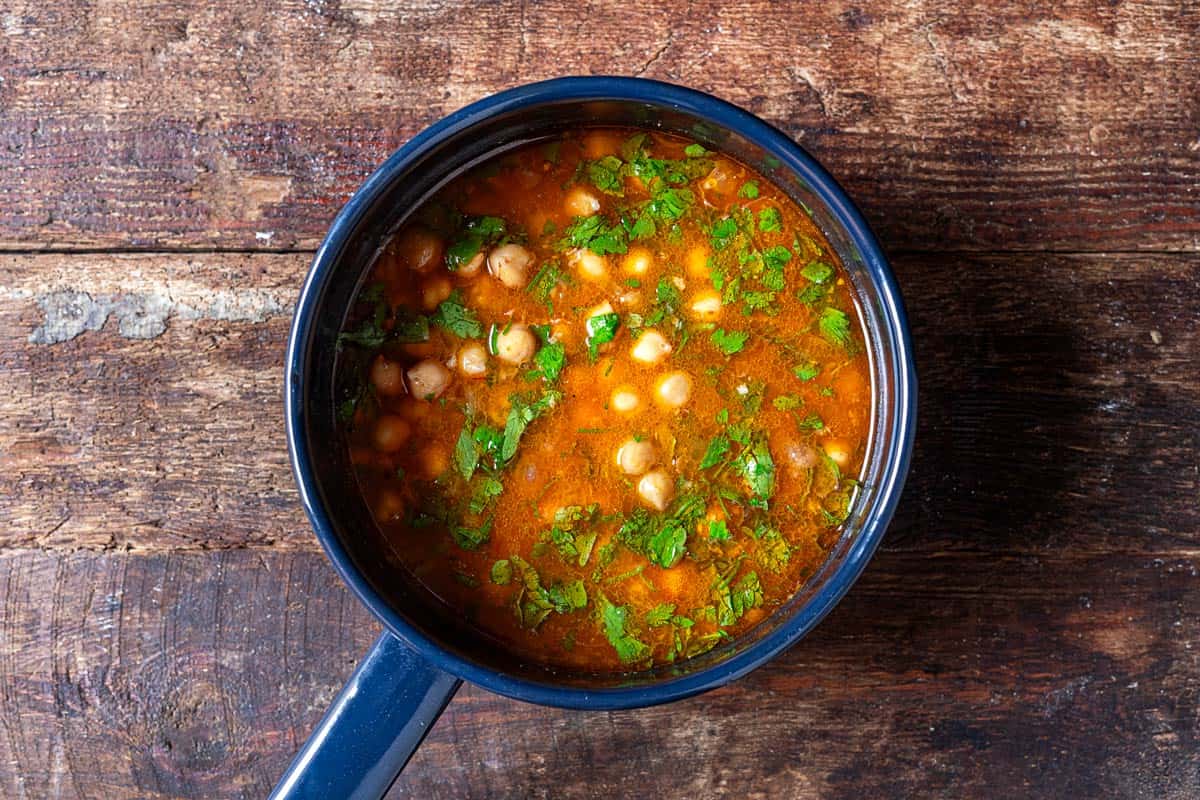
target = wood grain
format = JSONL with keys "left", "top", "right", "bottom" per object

{"left": 3, "top": 1, "right": 1199, "bottom": 797}
{"left": 0, "top": 548, "right": 1196, "bottom": 800}
{"left": 2, "top": 251, "right": 1196, "bottom": 554}
{"left": 0, "top": 0, "right": 1198, "bottom": 253}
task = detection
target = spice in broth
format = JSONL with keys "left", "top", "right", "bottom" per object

{"left": 336, "top": 128, "right": 871, "bottom": 672}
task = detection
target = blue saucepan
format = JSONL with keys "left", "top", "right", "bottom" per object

{"left": 276, "top": 77, "right": 916, "bottom": 799}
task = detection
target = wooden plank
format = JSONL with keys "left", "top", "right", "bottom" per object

{"left": 0, "top": 547, "right": 1196, "bottom": 799}
{"left": 2, "top": 251, "right": 1196, "bottom": 554}
{"left": 0, "top": 1, "right": 1197, "bottom": 252}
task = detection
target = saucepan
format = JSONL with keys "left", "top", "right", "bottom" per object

{"left": 276, "top": 77, "right": 916, "bottom": 799}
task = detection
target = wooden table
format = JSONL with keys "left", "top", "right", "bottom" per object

{"left": 2, "top": 2, "right": 1197, "bottom": 797}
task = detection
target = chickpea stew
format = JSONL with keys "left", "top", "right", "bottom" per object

{"left": 336, "top": 128, "right": 871, "bottom": 673}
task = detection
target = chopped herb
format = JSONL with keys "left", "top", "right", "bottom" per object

{"left": 740, "top": 439, "right": 776, "bottom": 505}
{"left": 699, "top": 434, "right": 732, "bottom": 469}
{"left": 711, "top": 328, "right": 750, "bottom": 356}
{"left": 431, "top": 290, "right": 483, "bottom": 338}
{"left": 708, "top": 519, "right": 731, "bottom": 542}
{"left": 446, "top": 216, "right": 507, "bottom": 271}
{"left": 714, "top": 570, "right": 764, "bottom": 626}
{"left": 772, "top": 395, "right": 802, "bottom": 411}
{"left": 527, "top": 262, "right": 569, "bottom": 309}
{"left": 684, "top": 143, "right": 710, "bottom": 158}
{"left": 490, "top": 559, "right": 512, "bottom": 585}
{"left": 716, "top": 408, "right": 730, "bottom": 424}
{"left": 647, "top": 520, "right": 688, "bottom": 569}
{"left": 560, "top": 215, "right": 628, "bottom": 255}
{"left": 528, "top": 328, "right": 566, "bottom": 383}
{"left": 451, "top": 516, "right": 492, "bottom": 551}
{"left": 758, "top": 207, "right": 783, "bottom": 233}
{"left": 586, "top": 155, "right": 625, "bottom": 195}
{"left": 801, "top": 261, "right": 834, "bottom": 284}
{"left": 586, "top": 312, "right": 621, "bottom": 360}
{"left": 796, "top": 282, "right": 829, "bottom": 306}
{"left": 794, "top": 362, "right": 821, "bottom": 381}
{"left": 600, "top": 596, "right": 650, "bottom": 664}
{"left": 819, "top": 307, "right": 852, "bottom": 348}
{"left": 454, "top": 423, "right": 479, "bottom": 480}
{"left": 501, "top": 391, "right": 562, "bottom": 462}
{"left": 738, "top": 180, "right": 760, "bottom": 199}
{"left": 469, "top": 475, "right": 504, "bottom": 514}
{"left": 646, "top": 603, "right": 676, "bottom": 626}
{"left": 710, "top": 217, "right": 739, "bottom": 251}
{"left": 762, "top": 246, "right": 792, "bottom": 291}
{"left": 796, "top": 413, "right": 825, "bottom": 431}
{"left": 753, "top": 524, "right": 792, "bottom": 573}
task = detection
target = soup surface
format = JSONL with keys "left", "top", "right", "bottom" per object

{"left": 336, "top": 128, "right": 870, "bottom": 672}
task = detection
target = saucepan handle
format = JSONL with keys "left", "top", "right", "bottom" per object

{"left": 269, "top": 631, "right": 462, "bottom": 800}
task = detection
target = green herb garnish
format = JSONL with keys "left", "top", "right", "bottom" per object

{"left": 710, "top": 328, "right": 749, "bottom": 355}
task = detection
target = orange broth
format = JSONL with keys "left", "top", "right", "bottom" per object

{"left": 336, "top": 128, "right": 871, "bottom": 672}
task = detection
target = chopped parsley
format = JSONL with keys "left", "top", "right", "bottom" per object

{"left": 708, "top": 519, "right": 731, "bottom": 542}
{"left": 490, "top": 559, "right": 513, "bottom": 585}
{"left": 600, "top": 596, "right": 650, "bottom": 664}
{"left": 501, "top": 390, "right": 562, "bottom": 462}
{"left": 451, "top": 516, "right": 492, "bottom": 550}
{"left": 818, "top": 307, "right": 852, "bottom": 348}
{"left": 431, "top": 290, "right": 483, "bottom": 338}
{"left": 738, "top": 180, "right": 760, "bottom": 199}
{"left": 710, "top": 328, "right": 749, "bottom": 356}
{"left": 586, "top": 155, "right": 625, "bottom": 195}
{"left": 559, "top": 214, "right": 628, "bottom": 255}
{"left": 758, "top": 207, "right": 782, "bottom": 232}
{"left": 446, "top": 216, "right": 507, "bottom": 271}
{"left": 527, "top": 325, "right": 566, "bottom": 383}
{"left": 586, "top": 312, "right": 621, "bottom": 360}
{"left": 794, "top": 362, "right": 821, "bottom": 381}
{"left": 684, "top": 143, "right": 710, "bottom": 157}
{"left": 527, "top": 262, "right": 570, "bottom": 309}
{"left": 772, "top": 395, "right": 802, "bottom": 411}
{"left": 699, "top": 434, "right": 731, "bottom": 469}
{"left": 801, "top": 261, "right": 833, "bottom": 284}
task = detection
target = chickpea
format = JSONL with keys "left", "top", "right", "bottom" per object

{"left": 655, "top": 371, "right": 693, "bottom": 408}
{"left": 823, "top": 439, "right": 852, "bottom": 467}
{"left": 372, "top": 415, "right": 411, "bottom": 453}
{"left": 487, "top": 243, "right": 533, "bottom": 288}
{"left": 493, "top": 323, "right": 537, "bottom": 365}
{"left": 588, "top": 300, "right": 615, "bottom": 320}
{"left": 631, "top": 330, "right": 672, "bottom": 365}
{"left": 406, "top": 359, "right": 451, "bottom": 401}
{"left": 370, "top": 356, "right": 405, "bottom": 396}
{"left": 458, "top": 250, "right": 486, "bottom": 278}
{"left": 419, "top": 444, "right": 450, "bottom": 480}
{"left": 611, "top": 386, "right": 641, "bottom": 414}
{"left": 637, "top": 469, "right": 675, "bottom": 511}
{"left": 615, "top": 438, "right": 657, "bottom": 476}
{"left": 785, "top": 442, "right": 820, "bottom": 470}
{"left": 374, "top": 489, "right": 406, "bottom": 523}
{"left": 689, "top": 290, "right": 722, "bottom": 321}
{"left": 565, "top": 185, "right": 601, "bottom": 217}
{"left": 685, "top": 245, "right": 711, "bottom": 279}
{"left": 394, "top": 226, "right": 444, "bottom": 273}
{"left": 622, "top": 247, "right": 653, "bottom": 276}
{"left": 569, "top": 248, "right": 609, "bottom": 281}
{"left": 458, "top": 341, "right": 488, "bottom": 378}
{"left": 422, "top": 276, "right": 453, "bottom": 310}
{"left": 582, "top": 130, "right": 620, "bottom": 159}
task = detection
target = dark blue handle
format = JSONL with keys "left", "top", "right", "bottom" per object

{"left": 269, "top": 631, "right": 461, "bottom": 800}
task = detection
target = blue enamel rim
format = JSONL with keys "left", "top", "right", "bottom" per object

{"left": 285, "top": 76, "right": 917, "bottom": 710}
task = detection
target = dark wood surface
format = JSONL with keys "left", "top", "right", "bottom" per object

{"left": 1, "top": 2, "right": 1197, "bottom": 798}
